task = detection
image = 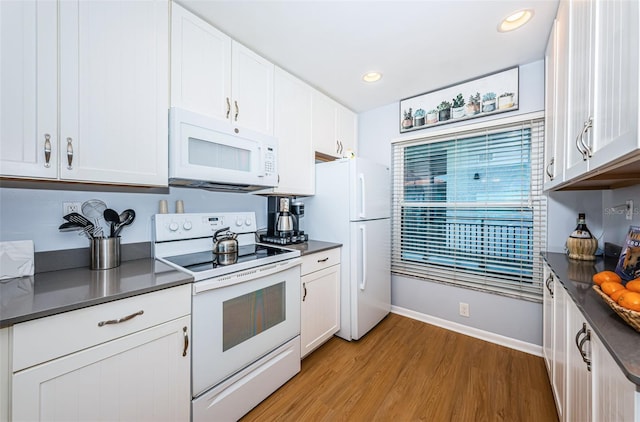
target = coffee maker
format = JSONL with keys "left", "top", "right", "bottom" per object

{"left": 261, "top": 196, "right": 308, "bottom": 245}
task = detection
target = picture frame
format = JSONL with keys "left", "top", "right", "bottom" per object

{"left": 399, "top": 66, "right": 519, "bottom": 133}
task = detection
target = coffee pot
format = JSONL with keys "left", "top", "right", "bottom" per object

{"left": 275, "top": 198, "right": 294, "bottom": 234}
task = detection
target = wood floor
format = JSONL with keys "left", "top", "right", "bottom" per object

{"left": 241, "top": 313, "right": 558, "bottom": 422}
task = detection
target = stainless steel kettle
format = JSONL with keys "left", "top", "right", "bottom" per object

{"left": 212, "top": 227, "right": 238, "bottom": 264}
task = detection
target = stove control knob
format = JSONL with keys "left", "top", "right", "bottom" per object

{"left": 169, "top": 222, "right": 179, "bottom": 232}
{"left": 235, "top": 218, "right": 243, "bottom": 227}
{"left": 245, "top": 218, "right": 252, "bottom": 226}
{"left": 183, "top": 221, "right": 192, "bottom": 231}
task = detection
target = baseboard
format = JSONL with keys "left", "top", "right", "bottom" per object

{"left": 391, "top": 306, "right": 543, "bottom": 357}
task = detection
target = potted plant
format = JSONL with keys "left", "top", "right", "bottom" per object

{"left": 451, "top": 94, "right": 465, "bottom": 119}
{"left": 437, "top": 100, "right": 451, "bottom": 122}
{"left": 482, "top": 92, "right": 496, "bottom": 113}
{"left": 414, "top": 108, "right": 426, "bottom": 127}
{"left": 466, "top": 92, "right": 480, "bottom": 116}
{"left": 426, "top": 109, "right": 438, "bottom": 124}
{"left": 498, "top": 92, "right": 515, "bottom": 109}
{"left": 402, "top": 108, "right": 413, "bottom": 129}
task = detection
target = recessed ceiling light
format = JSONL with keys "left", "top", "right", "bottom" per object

{"left": 498, "top": 9, "right": 534, "bottom": 32}
{"left": 362, "top": 72, "right": 382, "bottom": 83}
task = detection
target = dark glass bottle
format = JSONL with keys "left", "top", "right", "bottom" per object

{"left": 570, "top": 213, "right": 593, "bottom": 239}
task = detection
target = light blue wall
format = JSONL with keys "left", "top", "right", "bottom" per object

{"left": 357, "top": 60, "right": 590, "bottom": 346}
{"left": 0, "top": 186, "right": 267, "bottom": 252}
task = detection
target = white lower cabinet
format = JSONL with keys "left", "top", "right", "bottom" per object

{"left": 10, "top": 285, "right": 191, "bottom": 422}
{"left": 565, "top": 298, "right": 592, "bottom": 422}
{"left": 552, "top": 277, "right": 567, "bottom": 421}
{"left": 300, "top": 248, "right": 340, "bottom": 358}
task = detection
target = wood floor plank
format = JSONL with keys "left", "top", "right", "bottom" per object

{"left": 240, "top": 313, "right": 558, "bottom": 422}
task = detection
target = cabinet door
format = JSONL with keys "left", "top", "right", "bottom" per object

{"left": 12, "top": 316, "right": 191, "bottom": 422}
{"left": 552, "top": 280, "right": 567, "bottom": 421}
{"left": 544, "top": 19, "right": 561, "bottom": 189}
{"left": 0, "top": 0, "right": 57, "bottom": 179}
{"left": 271, "top": 67, "right": 314, "bottom": 195}
{"left": 312, "top": 90, "right": 341, "bottom": 158}
{"left": 542, "top": 265, "right": 554, "bottom": 375}
{"left": 588, "top": 0, "right": 639, "bottom": 169}
{"left": 59, "top": 0, "right": 169, "bottom": 186}
{"left": 301, "top": 264, "right": 340, "bottom": 358}
{"left": 336, "top": 103, "right": 357, "bottom": 156}
{"left": 565, "top": 298, "right": 592, "bottom": 422}
{"left": 591, "top": 331, "right": 637, "bottom": 421}
{"left": 170, "top": 2, "right": 232, "bottom": 121}
{"left": 231, "top": 42, "right": 274, "bottom": 135}
{"left": 564, "top": 0, "right": 595, "bottom": 181}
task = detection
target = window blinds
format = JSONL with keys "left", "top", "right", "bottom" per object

{"left": 391, "top": 117, "right": 546, "bottom": 302}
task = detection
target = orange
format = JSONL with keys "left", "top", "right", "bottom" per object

{"left": 601, "top": 281, "right": 625, "bottom": 296}
{"left": 592, "top": 271, "right": 622, "bottom": 286}
{"left": 617, "top": 291, "right": 640, "bottom": 312}
{"left": 625, "top": 279, "right": 640, "bottom": 293}
{"left": 610, "top": 288, "right": 628, "bottom": 302}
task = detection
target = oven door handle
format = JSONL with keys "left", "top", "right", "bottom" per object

{"left": 193, "top": 258, "right": 302, "bottom": 294}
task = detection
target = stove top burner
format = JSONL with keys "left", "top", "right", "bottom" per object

{"left": 163, "top": 244, "right": 292, "bottom": 273}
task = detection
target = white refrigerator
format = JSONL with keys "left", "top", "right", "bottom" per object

{"left": 303, "top": 157, "right": 391, "bottom": 340}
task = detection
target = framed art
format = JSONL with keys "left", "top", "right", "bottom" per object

{"left": 399, "top": 66, "right": 519, "bottom": 133}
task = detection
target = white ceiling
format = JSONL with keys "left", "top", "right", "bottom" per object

{"left": 177, "top": 0, "right": 559, "bottom": 113}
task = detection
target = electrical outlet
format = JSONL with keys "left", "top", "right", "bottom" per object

{"left": 63, "top": 201, "right": 82, "bottom": 216}
{"left": 626, "top": 200, "right": 634, "bottom": 220}
{"left": 459, "top": 302, "right": 470, "bottom": 317}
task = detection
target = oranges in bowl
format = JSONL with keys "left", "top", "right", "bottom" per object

{"left": 592, "top": 270, "right": 622, "bottom": 286}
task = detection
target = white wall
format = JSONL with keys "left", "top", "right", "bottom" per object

{"left": 357, "top": 60, "right": 551, "bottom": 345}
{"left": 602, "top": 185, "right": 640, "bottom": 246}
{"left": 0, "top": 186, "right": 267, "bottom": 252}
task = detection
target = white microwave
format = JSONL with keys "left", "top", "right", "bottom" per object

{"left": 169, "top": 108, "right": 278, "bottom": 192}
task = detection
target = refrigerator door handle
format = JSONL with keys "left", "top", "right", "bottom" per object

{"left": 360, "top": 225, "right": 367, "bottom": 291}
{"left": 359, "top": 173, "right": 366, "bottom": 218}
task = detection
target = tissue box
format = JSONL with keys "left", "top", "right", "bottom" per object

{"left": 0, "top": 240, "right": 35, "bottom": 280}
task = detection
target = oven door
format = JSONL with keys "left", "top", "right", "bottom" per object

{"left": 191, "top": 260, "right": 301, "bottom": 397}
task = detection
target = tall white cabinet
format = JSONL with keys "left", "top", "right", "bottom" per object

{"left": 0, "top": 0, "right": 169, "bottom": 187}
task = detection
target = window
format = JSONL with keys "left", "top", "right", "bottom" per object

{"left": 391, "top": 116, "right": 546, "bottom": 301}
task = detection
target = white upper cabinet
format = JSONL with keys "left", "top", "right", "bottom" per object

{"left": 1, "top": 0, "right": 169, "bottom": 187}
{"left": 171, "top": 3, "right": 274, "bottom": 135}
{"left": 544, "top": 19, "right": 563, "bottom": 189}
{"left": 59, "top": 0, "right": 169, "bottom": 186}
{"left": 312, "top": 90, "right": 357, "bottom": 159}
{"left": 0, "top": 0, "right": 58, "bottom": 179}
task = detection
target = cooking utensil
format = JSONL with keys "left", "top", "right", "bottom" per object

{"left": 112, "top": 209, "right": 135, "bottom": 237}
{"left": 82, "top": 199, "right": 107, "bottom": 237}
{"left": 103, "top": 208, "right": 120, "bottom": 237}
{"left": 212, "top": 227, "right": 238, "bottom": 264}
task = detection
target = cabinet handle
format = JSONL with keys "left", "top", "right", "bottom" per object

{"left": 66, "top": 137, "right": 74, "bottom": 169}
{"left": 44, "top": 134, "right": 52, "bottom": 168}
{"left": 578, "top": 328, "right": 592, "bottom": 371}
{"left": 581, "top": 117, "right": 593, "bottom": 158}
{"left": 97, "top": 310, "right": 144, "bottom": 327}
{"left": 574, "top": 322, "right": 587, "bottom": 350}
{"left": 302, "top": 282, "right": 307, "bottom": 302}
{"left": 545, "top": 157, "right": 554, "bottom": 181}
{"left": 226, "top": 97, "right": 231, "bottom": 119}
{"left": 545, "top": 274, "right": 554, "bottom": 298}
{"left": 336, "top": 140, "right": 340, "bottom": 154}
{"left": 317, "top": 257, "right": 329, "bottom": 263}
{"left": 234, "top": 100, "right": 239, "bottom": 121}
{"left": 182, "top": 326, "right": 189, "bottom": 357}
{"left": 575, "top": 128, "right": 588, "bottom": 161}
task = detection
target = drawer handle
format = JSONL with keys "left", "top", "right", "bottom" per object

{"left": 98, "top": 310, "right": 144, "bottom": 327}
{"left": 317, "top": 257, "right": 329, "bottom": 263}
{"left": 182, "top": 326, "right": 189, "bottom": 357}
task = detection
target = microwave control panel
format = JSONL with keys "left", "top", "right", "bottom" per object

{"left": 263, "top": 146, "right": 276, "bottom": 176}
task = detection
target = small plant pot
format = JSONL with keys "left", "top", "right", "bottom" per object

{"left": 414, "top": 116, "right": 425, "bottom": 127}
{"left": 482, "top": 100, "right": 496, "bottom": 113}
{"left": 498, "top": 95, "right": 514, "bottom": 109}
{"left": 402, "top": 118, "right": 413, "bottom": 129}
{"left": 438, "top": 108, "right": 451, "bottom": 122}
{"left": 466, "top": 104, "right": 479, "bottom": 116}
{"left": 426, "top": 112, "right": 438, "bottom": 124}
{"left": 451, "top": 106, "right": 465, "bottom": 119}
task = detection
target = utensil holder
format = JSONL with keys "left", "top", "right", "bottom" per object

{"left": 90, "top": 237, "right": 121, "bottom": 270}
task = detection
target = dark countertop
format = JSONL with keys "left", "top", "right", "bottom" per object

{"left": 543, "top": 252, "right": 640, "bottom": 385}
{"left": 0, "top": 258, "right": 193, "bottom": 328}
{"left": 281, "top": 240, "right": 342, "bottom": 256}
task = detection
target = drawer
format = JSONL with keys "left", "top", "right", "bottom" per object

{"left": 301, "top": 248, "right": 341, "bottom": 275}
{"left": 12, "top": 284, "right": 191, "bottom": 372}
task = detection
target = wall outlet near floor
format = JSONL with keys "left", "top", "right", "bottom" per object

{"left": 459, "top": 302, "right": 470, "bottom": 317}
{"left": 63, "top": 201, "right": 82, "bottom": 216}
